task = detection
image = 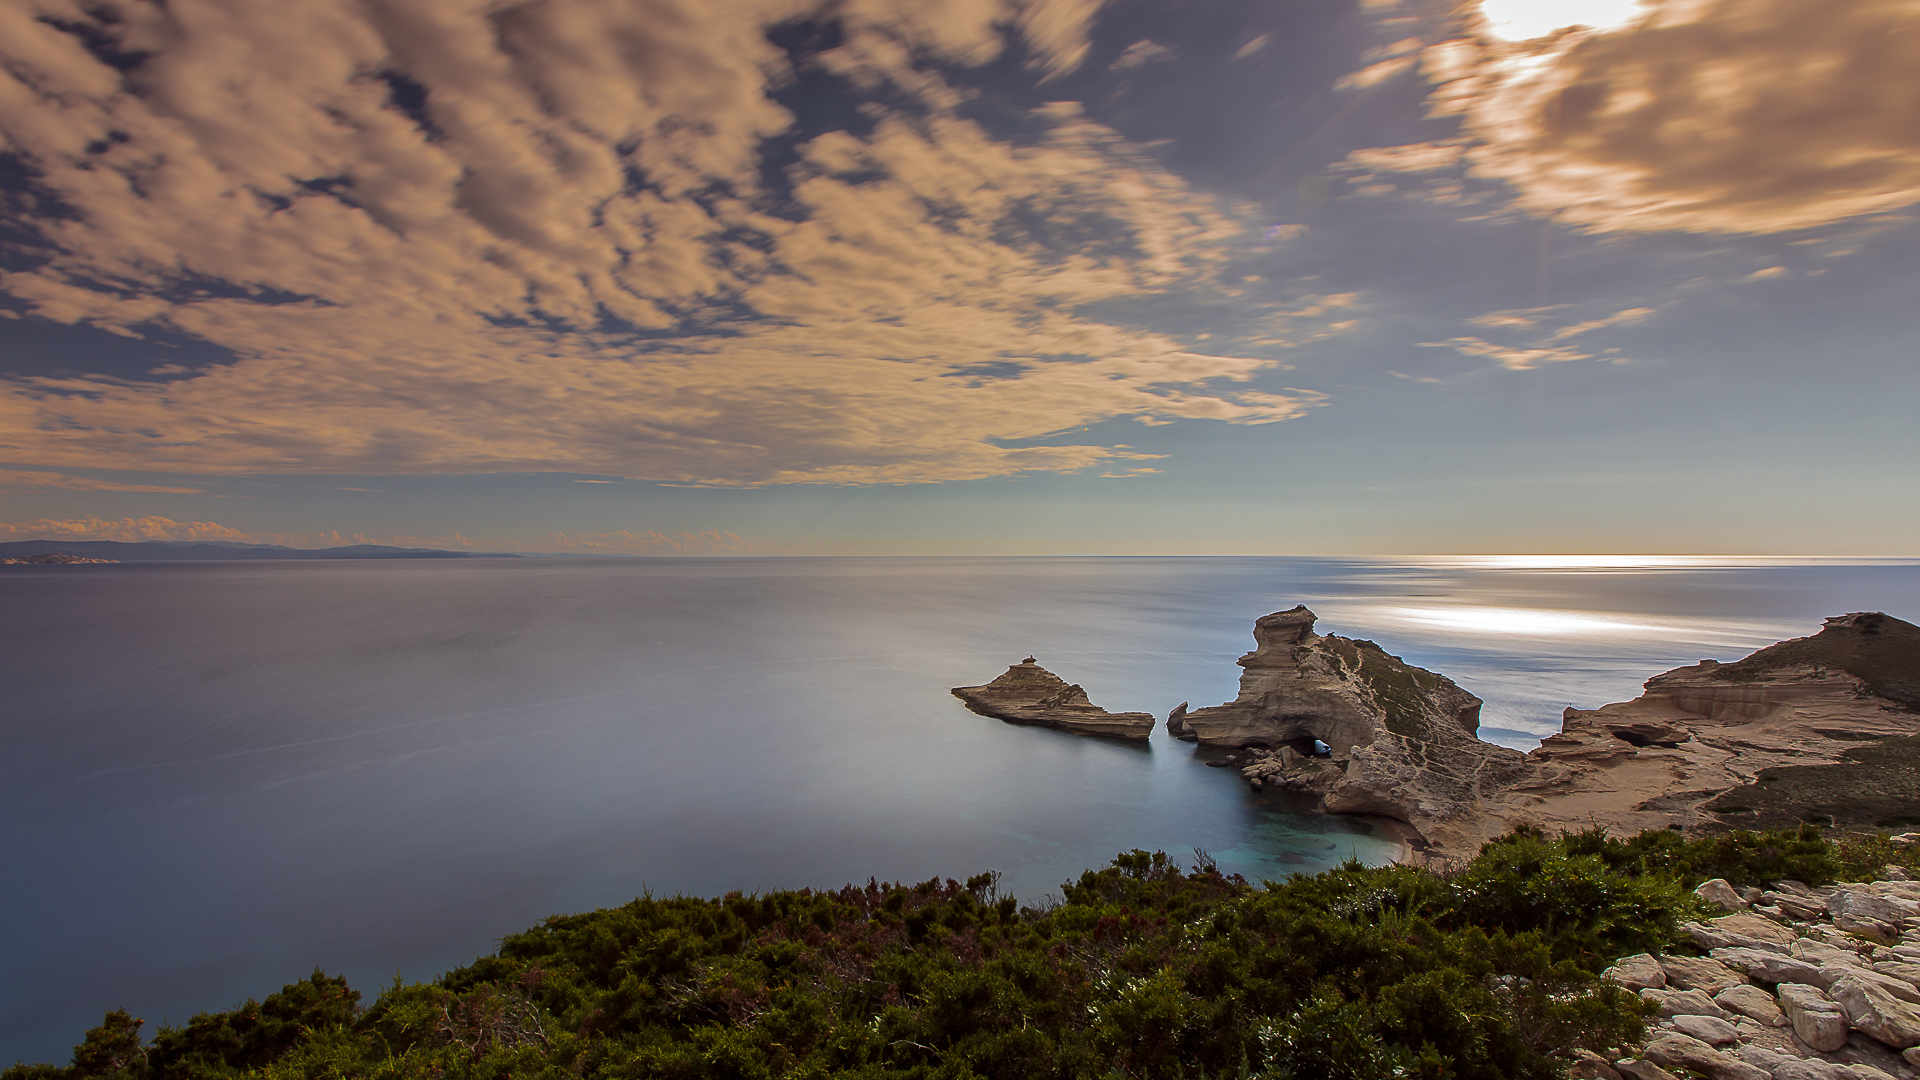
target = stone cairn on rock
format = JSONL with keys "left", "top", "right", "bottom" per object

{"left": 1578, "top": 839, "right": 1920, "bottom": 1080}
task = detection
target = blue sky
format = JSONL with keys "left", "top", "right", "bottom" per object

{"left": 1, "top": 0, "right": 1916, "bottom": 554}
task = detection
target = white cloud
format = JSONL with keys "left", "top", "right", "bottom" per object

{"left": 1, "top": 0, "right": 1350, "bottom": 486}
{"left": 1421, "top": 336, "right": 1592, "bottom": 371}
{"left": 1346, "top": 0, "right": 1920, "bottom": 234}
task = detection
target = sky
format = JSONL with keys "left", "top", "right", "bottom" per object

{"left": 0, "top": 0, "right": 1916, "bottom": 556}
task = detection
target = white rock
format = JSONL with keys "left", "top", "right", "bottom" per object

{"left": 1671, "top": 1014, "right": 1741, "bottom": 1044}
{"left": 1840, "top": 967, "right": 1920, "bottom": 1006}
{"left": 1836, "top": 913, "right": 1901, "bottom": 945}
{"left": 1829, "top": 972, "right": 1920, "bottom": 1049}
{"left": 1780, "top": 983, "right": 1852, "bottom": 1052}
{"left": 1616, "top": 1060, "right": 1682, "bottom": 1080}
{"left": 1716, "top": 984, "right": 1788, "bottom": 1026}
{"left": 1905, "top": 1045, "right": 1920, "bottom": 1069}
{"left": 1656, "top": 988, "right": 1733, "bottom": 1019}
{"left": 1640, "top": 1033, "right": 1771, "bottom": 1080}
{"left": 1606, "top": 953, "right": 1669, "bottom": 991}
{"left": 1882, "top": 865, "right": 1912, "bottom": 882}
{"left": 1699, "top": 878, "right": 1751, "bottom": 911}
{"left": 1662, "top": 955, "right": 1749, "bottom": 995}
{"left": 1832, "top": 889, "right": 1920, "bottom": 925}
{"left": 1714, "top": 947, "right": 1825, "bottom": 985}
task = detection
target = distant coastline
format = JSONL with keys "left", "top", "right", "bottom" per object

{"left": 0, "top": 540, "right": 522, "bottom": 562}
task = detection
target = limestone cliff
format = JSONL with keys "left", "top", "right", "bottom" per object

{"left": 952, "top": 659, "right": 1156, "bottom": 741}
{"left": 1170, "top": 606, "right": 1531, "bottom": 850}
{"left": 1476, "top": 612, "right": 1920, "bottom": 855}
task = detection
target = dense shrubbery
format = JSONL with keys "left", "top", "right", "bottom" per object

{"left": 13, "top": 826, "right": 1912, "bottom": 1080}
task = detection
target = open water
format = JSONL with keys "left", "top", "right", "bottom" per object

{"left": 3, "top": 555, "right": 1918, "bottom": 1062}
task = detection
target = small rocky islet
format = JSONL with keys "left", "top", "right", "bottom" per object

{"left": 950, "top": 658, "right": 1156, "bottom": 740}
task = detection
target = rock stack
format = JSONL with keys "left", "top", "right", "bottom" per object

{"left": 951, "top": 659, "right": 1156, "bottom": 740}
{"left": 1588, "top": 858, "right": 1920, "bottom": 1080}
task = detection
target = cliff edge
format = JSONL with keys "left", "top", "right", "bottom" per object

{"left": 1476, "top": 611, "right": 1920, "bottom": 857}
{"left": 952, "top": 659, "right": 1156, "bottom": 741}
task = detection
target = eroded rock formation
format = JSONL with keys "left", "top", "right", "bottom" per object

{"left": 1475, "top": 612, "right": 1920, "bottom": 858}
{"left": 1169, "top": 606, "right": 1531, "bottom": 850}
{"left": 1175, "top": 608, "right": 1920, "bottom": 865}
{"left": 952, "top": 659, "right": 1155, "bottom": 741}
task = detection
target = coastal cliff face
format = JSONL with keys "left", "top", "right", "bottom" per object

{"left": 952, "top": 660, "right": 1156, "bottom": 740}
{"left": 1475, "top": 612, "right": 1920, "bottom": 857}
{"left": 1170, "top": 606, "right": 1531, "bottom": 848}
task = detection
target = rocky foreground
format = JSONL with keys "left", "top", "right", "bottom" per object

{"left": 1177, "top": 608, "right": 1920, "bottom": 863}
{"left": 952, "top": 658, "right": 1156, "bottom": 740}
{"left": 1591, "top": 867, "right": 1920, "bottom": 1080}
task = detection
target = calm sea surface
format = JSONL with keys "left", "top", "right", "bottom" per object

{"left": 3, "top": 555, "right": 1918, "bottom": 1061}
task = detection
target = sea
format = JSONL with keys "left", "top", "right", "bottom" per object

{"left": 3, "top": 555, "right": 1918, "bottom": 1063}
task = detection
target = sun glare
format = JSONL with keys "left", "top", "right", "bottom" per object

{"left": 1477, "top": 0, "right": 1644, "bottom": 40}
{"left": 1389, "top": 606, "right": 1655, "bottom": 636}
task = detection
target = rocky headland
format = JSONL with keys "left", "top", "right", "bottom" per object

{"left": 952, "top": 658, "right": 1156, "bottom": 740}
{"left": 1174, "top": 608, "right": 1920, "bottom": 865}
{"left": 1167, "top": 605, "right": 1533, "bottom": 855}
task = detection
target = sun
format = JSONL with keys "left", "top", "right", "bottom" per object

{"left": 1477, "top": 0, "right": 1645, "bottom": 40}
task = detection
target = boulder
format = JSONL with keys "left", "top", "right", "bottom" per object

{"left": 1615, "top": 1061, "right": 1682, "bottom": 1080}
{"left": 952, "top": 660, "right": 1155, "bottom": 740}
{"left": 1712, "top": 947, "right": 1826, "bottom": 986}
{"left": 1715, "top": 984, "right": 1788, "bottom": 1026}
{"left": 1698, "top": 879, "right": 1750, "bottom": 911}
{"left": 1870, "top": 961, "right": 1920, "bottom": 985}
{"left": 1568, "top": 1048, "right": 1623, "bottom": 1079}
{"left": 1829, "top": 972, "right": 1920, "bottom": 1049}
{"left": 1712, "top": 941, "right": 1827, "bottom": 983}
{"left": 1605, "top": 954, "right": 1669, "bottom": 992}
{"left": 1831, "top": 889, "right": 1920, "bottom": 924}
{"left": 1780, "top": 983, "right": 1853, "bottom": 1052}
{"left": 1661, "top": 955, "right": 1748, "bottom": 995}
{"left": 1669, "top": 1014, "right": 1740, "bottom": 1045}
{"left": 1766, "top": 891, "right": 1833, "bottom": 920}
{"left": 1650, "top": 988, "right": 1732, "bottom": 1019}
{"left": 1640, "top": 1033, "right": 1770, "bottom": 1080}
{"left": 1686, "top": 920, "right": 1792, "bottom": 953}
{"left": 1711, "top": 912, "right": 1800, "bottom": 945}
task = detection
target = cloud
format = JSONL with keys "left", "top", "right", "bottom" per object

{"left": 1421, "top": 336, "right": 1592, "bottom": 371}
{"left": 0, "top": 514, "right": 750, "bottom": 553}
{"left": 0, "top": 470, "right": 204, "bottom": 493}
{"left": 1742, "top": 265, "right": 1789, "bottom": 280}
{"left": 0, "top": 515, "right": 251, "bottom": 543}
{"left": 1110, "top": 39, "right": 1173, "bottom": 71}
{"left": 1545, "top": 306, "right": 1655, "bottom": 341}
{"left": 0, "top": 0, "right": 1340, "bottom": 486}
{"left": 1346, "top": 0, "right": 1920, "bottom": 234}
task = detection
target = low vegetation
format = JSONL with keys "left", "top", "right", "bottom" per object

{"left": 11, "top": 827, "right": 1917, "bottom": 1080}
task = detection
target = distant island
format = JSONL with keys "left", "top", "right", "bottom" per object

{"left": 0, "top": 540, "right": 521, "bottom": 562}
{"left": 0, "top": 552, "right": 118, "bottom": 565}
